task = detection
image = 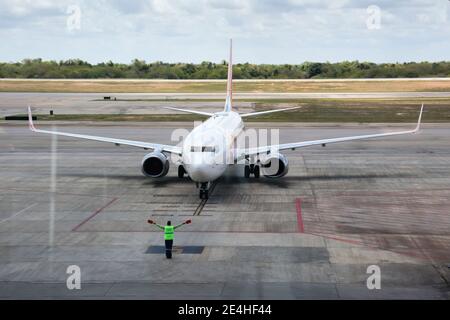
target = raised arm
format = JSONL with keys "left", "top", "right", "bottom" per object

{"left": 147, "top": 220, "right": 165, "bottom": 230}
{"left": 174, "top": 220, "right": 192, "bottom": 230}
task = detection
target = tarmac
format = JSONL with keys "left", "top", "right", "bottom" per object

{"left": 0, "top": 121, "right": 449, "bottom": 299}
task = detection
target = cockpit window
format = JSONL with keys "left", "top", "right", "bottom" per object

{"left": 190, "top": 146, "right": 216, "bottom": 152}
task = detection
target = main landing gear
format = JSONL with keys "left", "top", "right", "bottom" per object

{"left": 198, "top": 182, "right": 210, "bottom": 200}
{"left": 244, "top": 164, "right": 260, "bottom": 178}
{"left": 178, "top": 165, "right": 186, "bottom": 178}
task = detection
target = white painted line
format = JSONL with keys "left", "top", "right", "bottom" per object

{"left": 0, "top": 203, "right": 38, "bottom": 224}
{"left": 49, "top": 129, "right": 57, "bottom": 246}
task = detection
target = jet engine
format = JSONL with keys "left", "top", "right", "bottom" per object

{"left": 141, "top": 152, "right": 170, "bottom": 178}
{"left": 259, "top": 153, "right": 289, "bottom": 178}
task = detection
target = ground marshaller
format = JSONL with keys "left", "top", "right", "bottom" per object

{"left": 148, "top": 219, "right": 191, "bottom": 259}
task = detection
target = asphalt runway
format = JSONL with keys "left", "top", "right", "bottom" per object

{"left": 0, "top": 122, "right": 449, "bottom": 299}
{"left": 3, "top": 92, "right": 450, "bottom": 117}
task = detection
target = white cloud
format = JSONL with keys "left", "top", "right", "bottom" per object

{"left": 0, "top": 0, "right": 449, "bottom": 63}
{"left": 2, "top": 0, "right": 61, "bottom": 16}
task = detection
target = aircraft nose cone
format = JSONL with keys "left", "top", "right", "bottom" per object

{"left": 186, "top": 164, "right": 212, "bottom": 182}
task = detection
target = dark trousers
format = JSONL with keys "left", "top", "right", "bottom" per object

{"left": 165, "top": 240, "right": 173, "bottom": 259}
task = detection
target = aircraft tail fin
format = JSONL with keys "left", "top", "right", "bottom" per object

{"left": 224, "top": 39, "right": 233, "bottom": 112}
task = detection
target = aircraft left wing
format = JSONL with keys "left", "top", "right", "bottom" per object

{"left": 27, "top": 107, "right": 182, "bottom": 155}
{"left": 235, "top": 105, "right": 424, "bottom": 161}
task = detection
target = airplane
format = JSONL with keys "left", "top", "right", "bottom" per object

{"left": 28, "top": 39, "right": 424, "bottom": 200}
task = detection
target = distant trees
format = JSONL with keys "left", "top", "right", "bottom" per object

{"left": 0, "top": 59, "right": 449, "bottom": 79}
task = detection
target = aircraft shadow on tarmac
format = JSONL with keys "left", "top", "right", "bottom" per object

{"left": 58, "top": 172, "right": 417, "bottom": 189}
{"left": 58, "top": 172, "right": 193, "bottom": 187}
{"left": 218, "top": 172, "right": 416, "bottom": 188}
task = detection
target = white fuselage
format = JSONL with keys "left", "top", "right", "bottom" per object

{"left": 182, "top": 111, "right": 244, "bottom": 183}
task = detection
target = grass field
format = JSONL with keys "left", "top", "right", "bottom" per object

{"left": 9, "top": 98, "right": 449, "bottom": 122}
{"left": 2, "top": 79, "right": 450, "bottom": 122}
{"left": 251, "top": 100, "right": 447, "bottom": 122}
{"left": 2, "top": 79, "right": 450, "bottom": 93}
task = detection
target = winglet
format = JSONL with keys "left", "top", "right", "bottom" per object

{"left": 414, "top": 104, "right": 424, "bottom": 133}
{"left": 28, "top": 106, "right": 36, "bottom": 132}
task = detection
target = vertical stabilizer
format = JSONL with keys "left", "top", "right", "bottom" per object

{"left": 224, "top": 39, "right": 233, "bottom": 112}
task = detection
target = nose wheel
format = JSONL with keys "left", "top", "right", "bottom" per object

{"left": 200, "top": 189, "right": 209, "bottom": 200}
{"left": 198, "top": 182, "right": 210, "bottom": 200}
{"left": 244, "top": 164, "right": 260, "bottom": 178}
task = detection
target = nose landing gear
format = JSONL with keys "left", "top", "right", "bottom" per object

{"left": 198, "top": 182, "right": 210, "bottom": 200}
{"left": 244, "top": 164, "right": 260, "bottom": 178}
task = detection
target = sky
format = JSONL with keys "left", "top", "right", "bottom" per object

{"left": 0, "top": 0, "right": 449, "bottom": 64}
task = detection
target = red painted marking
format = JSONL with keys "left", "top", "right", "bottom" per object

{"left": 295, "top": 198, "right": 304, "bottom": 233}
{"left": 72, "top": 197, "right": 118, "bottom": 232}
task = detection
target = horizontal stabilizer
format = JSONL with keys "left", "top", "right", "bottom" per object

{"left": 164, "top": 107, "right": 214, "bottom": 117}
{"left": 240, "top": 107, "right": 300, "bottom": 118}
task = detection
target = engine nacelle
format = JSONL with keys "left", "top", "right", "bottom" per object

{"left": 259, "top": 153, "right": 289, "bottom": 178}
{"left": 141, "top": 152, "right": 170, "bottom": 178}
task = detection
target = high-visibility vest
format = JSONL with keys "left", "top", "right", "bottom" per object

{"left": 164, "top": 226, "right": 174, "bottom": 240}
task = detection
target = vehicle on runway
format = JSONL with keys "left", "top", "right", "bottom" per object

{"left": 28, "top": 40, "right": 424, "bottom": 199}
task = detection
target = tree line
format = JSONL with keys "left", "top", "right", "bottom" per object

{"left": 1, "top": 58, "right": 450, "bottom": 79}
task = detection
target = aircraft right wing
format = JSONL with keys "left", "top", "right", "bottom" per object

{"left": 234, "top": 105, "right": 424, "bottom": 161}
{"left": 28, "top": 107, "right": 182, "bottom": 155}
